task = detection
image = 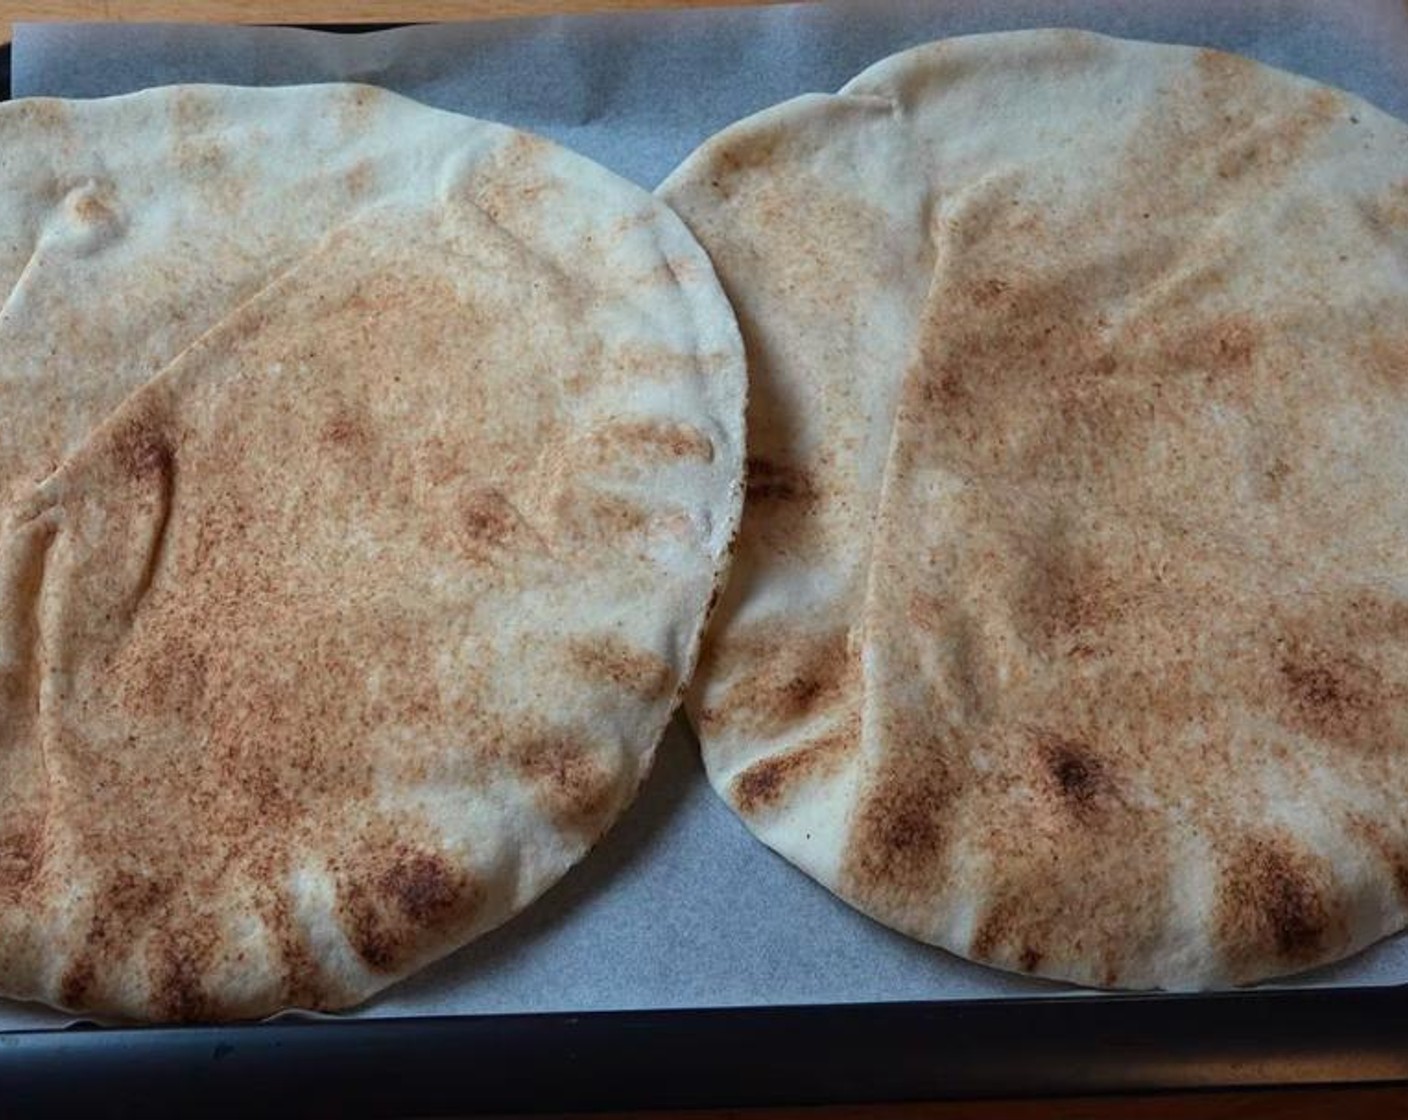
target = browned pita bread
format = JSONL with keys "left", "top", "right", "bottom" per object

{"left": 0, "top": 115, "right": 744, "bottom": 1020}
{"left": 665, "top": 29, "right": 1408, "bottom": 988}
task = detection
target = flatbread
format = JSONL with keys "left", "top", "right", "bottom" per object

{"left": 664, "top": 29, "right": 1408, "bottom": 988}
{"left": 0, "top": 83, "right": 513, "bottom": 507}
{"left": 0, "top": 111, "right": 744, "bottom": 1020}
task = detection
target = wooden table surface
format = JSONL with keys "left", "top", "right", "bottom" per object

{"left": 1, "top": 3, "right": 1405, "bottom": 1117}
{"left": 0, "top": 0, "right": 793, "bottom": 45}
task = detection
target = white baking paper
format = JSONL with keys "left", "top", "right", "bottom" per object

{"left": 5, "top": 0, "right": 1408, "bottom": 1029}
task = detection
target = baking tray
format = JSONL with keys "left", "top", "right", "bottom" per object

{"left": 3, "top": 21, "right": 1408, "bottom": 1118}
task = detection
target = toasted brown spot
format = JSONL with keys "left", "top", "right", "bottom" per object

{"left": 730, "top": 719, "right": 859, "bottom": 815}
{"left": 746, "top": 456, "right": 817, "bottom": 503}
{"left": 147, "top": 925, "right": 218, "bottom": 1022}
{"left": 1365, "top": 329, "right": 1408, "bottom": 392}
{"left": 1019, "top": 945, "right": 1043, "bottom": 972}
{"left": 344, "top": 889, "right": 398, "bottom": 971}
{"left": 59, "top": 958, "right": 97, "bottom": 1009}
{"left": 1278, "top": 644, "right": 1385, "bottom": 744}
{"left": 470, "top": 133, "right": 562, "bottom": 223}
{"left": 380, "top": 851, "right": 461, "bottom": 923}
{"left": 1194, "top": 47, "right": 1257, "bottom": 82}
{"left": 841, "top": 731, "right": 963, "bottom": 908}
{"left": 1259, "top": 456, "right": 1291, "bottom": 500}
{"left": 111, "top": 414, "right": 174, "bottom": 482}
{"left": 605, "top": 343, "right": 736, "bottom": 384}
{"left": 1194, "top": 55, "right": 1341, "bottom": 185}
{"left": 337, "top": 85, "right": 380, "bottom": 134}
{"left": 608, "top": 209, "right": 656, "bottom": 238}
{"left": 712, "top": 134, "right": 782, "bottom": 190}
{"left": 1369, "top": 179, "right": 1408, "bottom": 230}
{"left": 1216, "top": 836, "right": 1337, "bottom": 969}
{"left": 508, "top": 736, "right": 621, "bottom": 835}
{"left": 70, "top": 192, "right": 113, "bottom": 225}
{"left": 460, "top": 489, "right": 517, "bottom": 544}
{"left": 13, "top": 99, "right": 70, "bottom": 132}
{"left": 321, "top": 413, "right": 370, "bottom": 448}
{"left": 920, "top": 367, "right": 966, "bottom": 409}
{"left": 715, "top": 629, "right": 855, "bottom": 735}
{"left": 1213, "top": 319, "right": 1256, "bottom": 369}
{"left": 345, "top": 159, "right": 376, "bottom": 199}
{"left": 1348, "top": 816, "right": 1408, "bottom": 903}
{"left": 1016, "top": 538, "right": 1128, "bottom": 652}
{"left": 175, "top": 140, "right": 228, "bottom": 176}
{"left": 340, "top": 844, "right": 483, "bottom": 973}
{"left": 170, "top": 88, "right": 215, "bottom": 132}
{"left": 119, "top": 625, "right": 205, "bottom": 712}
{"left": 53, "top": 870, "right": 175, "bottom": 1013}
{"left": 969, "top": 277, "right": 1012, "bottom": 307}
{"left": 102, "top": 869, "right": 170, "bottom": 922}
{"left": 429, "top": 487, "right": 530, "bottom": 563}
{"left": 906, "top": 591, "right": 951, "bottom": 633}
{"left": 598, "top": 421, "right": 715, "bottom": 463}
{"left": 0, "top": 827, "right": 42, "bottom": 895}
{"left": 561, "top": 491, "right": 652, "bottom": 540}
{"left": 969, "top": 895, "right": 1018, "bottom": 963}
{"left": 568, "top": 636, "right": 672, "bottom": 699}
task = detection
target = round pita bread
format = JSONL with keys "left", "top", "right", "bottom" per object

{"left": 0, "top": 93, "right": 744, "bottom": 1020}
{"left": 664, "top": 29, "right": 1408, "bottom": 989}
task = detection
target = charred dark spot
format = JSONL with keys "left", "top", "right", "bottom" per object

{"left": 1019, "top": 945, "right": 1043, "bottom": 972}
{"left": 1054, "top": 754, "right": 1098, "bottom": 799}
{"left": 1034, "top": 731, "right": 1110, "bottom": 817}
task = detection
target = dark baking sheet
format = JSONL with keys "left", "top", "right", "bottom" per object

{"left": 3, "top": 17, "right": 1408, "bottom": 1115}
{"left": 3, "top": 989, "right": 1408, "bottom": 1116}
